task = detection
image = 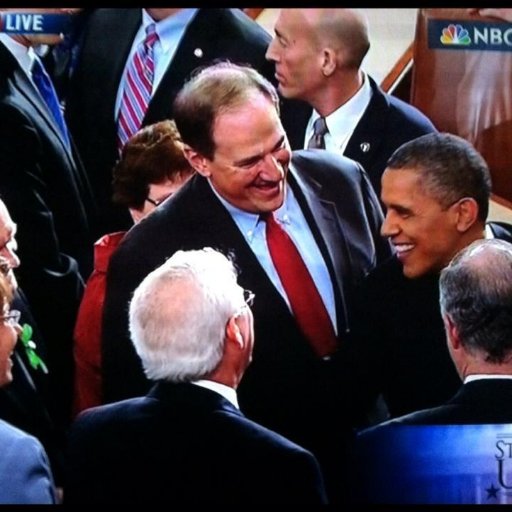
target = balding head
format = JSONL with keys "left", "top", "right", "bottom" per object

{"left": 266, "top": 8, "right": 370, "bottom": 111}
{"left": 303, "top": 9, "right": 370, "bottom": 69}
{"left": 440, "top": 239, "right": 512, "bottom": 365}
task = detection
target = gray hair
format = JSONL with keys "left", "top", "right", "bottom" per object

{"left": 129, "top": 248, "right": 245, "bottom": 382}
{"left": 440, "top": 239, "right": 512, "bottom": 363}
{"left": 387, "top": 133, "right": 491, "bottom": 222}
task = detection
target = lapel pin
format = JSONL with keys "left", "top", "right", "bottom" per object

{"left": 194, "top": 48, "right": 203, "bottom": 58}
{"left": 360, "top": 142, "right": 371, "bottom": 153}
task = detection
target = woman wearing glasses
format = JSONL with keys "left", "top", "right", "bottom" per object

{"left": 73, "top": 120, "right": 194, "bottom": 416}
{"left": 0, "top": 271, "right": 57, "bottom": 504}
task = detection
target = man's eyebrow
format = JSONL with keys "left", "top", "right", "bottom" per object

{"left": 234, "top": 136, "right": 285, "bottom": 167}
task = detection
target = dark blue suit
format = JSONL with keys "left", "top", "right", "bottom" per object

{"left": 65, "top": 382, "right": 327, "bottom": 504}
{"left": 287, "top": 76, "right": 438, "bottom": 197}
{"left": 354, "top": 380, "right": 512, "bottom": 504}
{"left": 0, "top": 419, "right": 56, "bottom": 504}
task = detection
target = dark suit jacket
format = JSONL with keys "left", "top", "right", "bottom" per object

{"left": 65, "top": 381, "right": 327, "bottom": 505}
{"left": 353, "top": 379, "right": 512, "bottom": 504}
{"left": 0, "top": 41, "right": 97, "bottom": 424}
{"left": 286, "top": 75, "right": 438, "bottom": 197}
{"left": 0, "top": 418, "right": 56, "bottom": 504}
{"left": 387, "top": 379, "right": 512, "bottom": 425}
{"left": 101, "top": 150, "right": 390, "bottom": 500}
{"left": 66, "top": 8, "right": 305, "bottom": 235}
{"left": 343, "top": 221, "right": 512, "bottom": 426}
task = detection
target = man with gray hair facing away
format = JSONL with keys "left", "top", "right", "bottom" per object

{"left": 375, "top": 238, "right": 512, "bottom": 425}
{"left": 65, "top": 248, "right": 327, "bottom": 505}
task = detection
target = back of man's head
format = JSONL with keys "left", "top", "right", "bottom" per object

{"left": 387, "top": 132, "right": 492, "bottom": 223}
{"left": 440, "top": 239, "right": 512, "bottom": 365}
{"left": 129, "top": 248, "right": 246, "bottom": 382}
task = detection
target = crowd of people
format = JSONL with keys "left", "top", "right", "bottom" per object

{"left": 0, "top": 7, "right": 510, "bottom": 505}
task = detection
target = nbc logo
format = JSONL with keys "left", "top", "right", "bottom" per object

{"left": 440, "top": 24, "right": 471, "bottom": 46}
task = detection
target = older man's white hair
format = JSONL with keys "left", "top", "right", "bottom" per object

{"left": 129, "top": 248, "right": 244, "bottom": 382}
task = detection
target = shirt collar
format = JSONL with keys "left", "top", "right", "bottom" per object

{"left": 464, "top": 374, "right": 512, "bottom": 384}
{"left": 192, "top": 379, "right": 239, "bottom": 409}
{"left": 207, "top": 178, "right": 293, "bottom": 241}
{"left": 141, "top": 8, "right": 198, "bottom": 54}
{"left": 0, "top": 33, "right": 35, "bottom": 75}
{"left": 313, "top": 71, "right": 372, "bottom": 145}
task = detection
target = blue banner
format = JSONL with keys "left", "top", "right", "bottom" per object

{"left": 0, "top": 13, "right": 72, "bottom": 35}
{"left": 428, "top": 19, "right": 512, "bottom": 52}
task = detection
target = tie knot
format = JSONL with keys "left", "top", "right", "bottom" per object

{"left": 307, "top": 117, "right": 328, "bottom": 150}
{"left": 144, "top": 23, "right": 158, "bottom": 47}
{"left": 260, "top": 212, "right": 276, "bottom": 225}
{"left": 313, "top": 117, "right": 328, "bottom": 137}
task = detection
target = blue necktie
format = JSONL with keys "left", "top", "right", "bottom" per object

{"left": 31, "top": 57, "right": 70, "bottom": 148}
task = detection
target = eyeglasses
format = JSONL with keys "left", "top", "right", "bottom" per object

{"left": 0, "top": 309, "right": 20, "bottom": 326}
{"left": 243, "top": 289, "right": 255, "bottom": 308}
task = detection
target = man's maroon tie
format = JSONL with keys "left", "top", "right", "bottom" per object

{"left": 262, "top": 212, "right": 337, "bottom": 357}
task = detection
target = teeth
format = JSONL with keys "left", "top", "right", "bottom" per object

{"left": 394, "top": 244, "right": 414, "bottom": 254}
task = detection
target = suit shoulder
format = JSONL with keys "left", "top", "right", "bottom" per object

{"left": 214, "top": 408, "right": 315, "bottom": 457}
{"left": 489, "top": 221, "right": 512, "bottom": 243}
{"left": 223, "top": 8, "right": 272, "bottom": 41}
{"left": 0, "top": 418, "right": 40, "bottom": 445}
{"left": 292, "top": 149, "right": 364, "bottom": 185}
{"left": 0, "top": 419, "right": 49, "bottom": 465}
{"left": 386, "top": 94, "right": 437, "bottom": 133}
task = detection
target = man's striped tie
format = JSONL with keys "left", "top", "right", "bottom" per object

{"left": 117, "top": 23, "right": 158, "bottom": 151}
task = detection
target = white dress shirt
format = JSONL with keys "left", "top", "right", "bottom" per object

{"left": 304, "top": 72, "right": 372, "bottom": 154}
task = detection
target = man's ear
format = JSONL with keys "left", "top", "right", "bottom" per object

{"left": 454, "top": 197, "right": 478, "bottom": 233}
{"left": 320, "top": 47, "right": 337, "bottom": 77}
{"left": 444, "top": 313, "right": 461, "bottom": 351}
{"left": 226, "top": 315, "right": 244, "bottom": 349}
{"left": 183, "top": 145, "right": 211, "bottom": 178}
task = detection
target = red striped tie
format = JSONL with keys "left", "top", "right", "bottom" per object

{"left": 117, "top": 24, "right": 159, "bottom": 151}
{"left": 262, "top": 212, "right": 338, "bottom": 357}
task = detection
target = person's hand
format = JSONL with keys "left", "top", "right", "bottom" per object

{"left": 467, "top": 8, "right": 512, "bottom": 22}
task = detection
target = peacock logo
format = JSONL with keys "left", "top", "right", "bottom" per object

{"left": 440, "top": 24, "right": 472, "bottom": 45}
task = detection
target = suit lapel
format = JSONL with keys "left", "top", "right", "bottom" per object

{"left": 288, "top": 167, "right": 349, "bottom": 332}
{"left": 344, "top": 76, "right": 389, "bottom": 171}
{"left": 13, "top": 67, "right": 74, "bottom": 157}
{"left": 0, "top": 42, "right": 70, "bottom": 157}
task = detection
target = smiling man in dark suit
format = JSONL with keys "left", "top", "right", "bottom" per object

{"left": 354, "top": 239, "right": 512, "bottom": 505}
{"left": 384, "top": 238, "right": 512, "bottom": 425}
{"left": 66, "top": 8, "right": 306, "bottom": 235}
{"left": 101, "top": 62, "right": 390, "bottom": 502}
{"left": 343, "top": 133, "right": 512, "bottom": 428}
{"left": 67, "top": 248, "right": 327, "bottom": 505}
